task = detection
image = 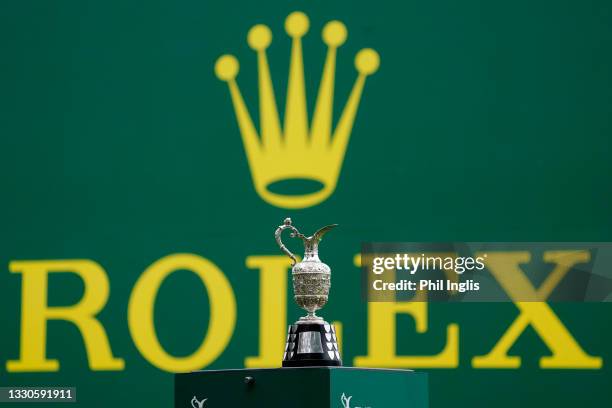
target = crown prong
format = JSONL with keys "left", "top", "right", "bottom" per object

{"left": 215, "top": 54, "right": 240, "bottom": 81}
{"left": 310, "top": 20, "right": 347, "bottom": 148}
{"left": 355, "top": 48, "right": 380, "bottom": 75}
{"left": 247, "top": 24, "right": 282, "bottom": 151}
{"left": 331, "top": 48, "right": 380, "bottom": 161}
{"left": 322, "top": 20, "right": 347, "bottom": 47}
{"left": 215, "top": 54, "right": 262, "bottom": 167}
{"left": 285, "top": 11, "right": 309, "bottom": 38}
{"left": 248, "top": 24, "right": 272, "bottom": 50}
{"left": 283, "top": 11, "right": 310, "bottom": 150}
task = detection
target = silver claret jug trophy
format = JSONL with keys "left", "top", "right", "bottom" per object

{"left": 275, "top": 218, "right": 342, "bottom": 367}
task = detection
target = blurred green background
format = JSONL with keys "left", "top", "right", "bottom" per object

{"left": 1, "top": 0, "right": 611, "bottom": 407}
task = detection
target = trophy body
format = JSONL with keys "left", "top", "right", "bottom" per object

{"left": 275, "top": 218, "right": 342, "bottom": 367}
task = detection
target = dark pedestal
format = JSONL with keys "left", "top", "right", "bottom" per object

{"left": 175, "top": 367, "right": 428, "bottom": 407}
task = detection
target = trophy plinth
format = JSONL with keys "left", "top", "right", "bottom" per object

{"left": 282, "top": 322, "right": 341, "bottom": 367}
{"left": 275, "top": 218, "right": 342, "bottom": 367}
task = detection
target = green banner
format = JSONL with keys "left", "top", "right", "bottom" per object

{"left": 1, "top": 1, "right": 611, "bottom": 407}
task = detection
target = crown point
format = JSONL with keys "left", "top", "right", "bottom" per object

{"left": 215, "top": 54, "right": 239, "bottom": 81}
{"left": 285, "top": 11, "right": 309, "bottom": 38}
{"left": 355, "top": 48, "right": 380, "bottom": 75}
{"left": 248, "top": 24, "right": 272, "bottom": 51}
{"left": 322, "top": 21, "right": 347, "bottom": 47}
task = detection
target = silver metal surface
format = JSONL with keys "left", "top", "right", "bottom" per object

{"left": 275, "top": 218, "right": 337, "bottom": 322}
{"left": 297, "top": 331, "right": 324, "bottom": 354}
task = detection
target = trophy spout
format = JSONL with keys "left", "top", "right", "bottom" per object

{"left": 312, "top": 224, "right": 338, "bottom": 242}
{"left": 305, "top": 224, "right": 337, "bottom": 258}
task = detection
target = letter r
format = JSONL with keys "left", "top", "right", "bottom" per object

{"left": 6, "top": 260, "right": 124, "bottom": 372}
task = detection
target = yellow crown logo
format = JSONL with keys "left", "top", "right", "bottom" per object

{"left": 215, "top": 11, "right": 379, "bottom": 209}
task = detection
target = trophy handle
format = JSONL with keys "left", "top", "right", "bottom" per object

{"left": 275, "top": 218, "right": 303, "bottom": 266}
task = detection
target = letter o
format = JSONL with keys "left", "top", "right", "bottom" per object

{"left": 128, "top": 254, "right": 236, "bottom": 372}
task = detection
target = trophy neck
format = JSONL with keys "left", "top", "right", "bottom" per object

{"left": 302, "top": 251, "right": 320, "bottom": 262}
{"left": 302, "top": 238, "right": 321, "bottom": 261}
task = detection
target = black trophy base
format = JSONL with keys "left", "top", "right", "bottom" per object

{"left": 282, "top": 321, "right": 342, "bottom": 367}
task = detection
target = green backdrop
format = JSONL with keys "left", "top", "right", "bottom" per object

{"left": 1, "top": 0, "right": 611, "bottom": 407}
